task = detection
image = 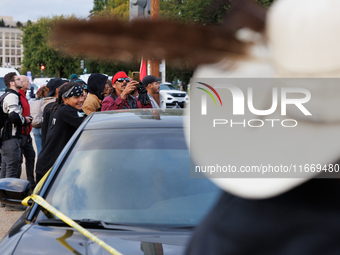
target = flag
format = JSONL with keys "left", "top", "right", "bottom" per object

{"left": 140, "top": 56, "right": 147, "bottom": 82}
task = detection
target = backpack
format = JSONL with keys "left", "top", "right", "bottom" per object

{"left": 0, "top": 92, "right": 9, "bottom": 129}
{"left": 0, "top": 92, "right": 10, "bottom": 146}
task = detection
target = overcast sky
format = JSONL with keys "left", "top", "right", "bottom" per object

{"left": 0, "top": 0, "right": 94, "bottom": 22}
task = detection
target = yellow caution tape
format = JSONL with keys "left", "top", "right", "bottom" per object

{"left": 56, "top": 230, "right": 82, "bottom": 255}
{"left": 32, "top": 168, "right": 51, "bottom": 195}
{"left": 22, "top": 170, "right": 124, "bottom": 255}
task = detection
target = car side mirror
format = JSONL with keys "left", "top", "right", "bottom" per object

{"left": 0, "top": 178, "right": 32, "bottom": 206}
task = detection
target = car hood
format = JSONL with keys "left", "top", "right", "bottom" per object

{"left": 13, "top": 225, "right": 191, "bottom": 255}
{"left": 160, "top": 90, "right": 186, "bottom": 94}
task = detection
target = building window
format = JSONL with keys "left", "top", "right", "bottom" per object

{"left": 0, "top": 41, "right": 2, "bottom": 47}
{"left": 16, "top": 33, "right": 21, "bottom": 40}
{"left": 11, "top": 49, "right": 15, "bottom": 56}
{"left": 17, "top": 41, "right": 21, "bottom": 48}
{"left": 0, "top": 32, "right": 2, "bottom": 39}
{"left": 5, "top": 33, "right": 9, "bottom": 39}
{"left": 5, "top": 49, "right": 9, "bottom": 56}
{"left": 0, "top": 50, "right": 2, "bottom": 56}
{"left": 18, "top": 57, "right": 21, "bottom": 64}
{"left": 11, "top": 41, "right": 15, "bottom": 47}
{"left": 5, "top": 41, "right": 9, "bottom": 47}
{"left": 17, "top": 49, "right": 21, "bottom": 55}
{"left": 11, "top": 57, "right": 15, "bottom": 65}
{"left": 11, "top": 33, "right": 15, "bottom": 40}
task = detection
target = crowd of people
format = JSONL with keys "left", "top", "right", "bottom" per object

{"left": 0, "top": 71, "right": 163, "bottom": 210}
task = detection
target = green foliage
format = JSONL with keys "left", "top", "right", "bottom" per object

{"left": 160, "top": 0, "right": 231, "bottom": 25}
{"left": 0, "top": 19, "right": 5, "bottom": 27}
{"left": 16, "top": 21, "right": 23, "bottom": 28}
{"left": 90, "top": 0, "right": 129, "bottom": 19}
{"left": 256, "top": 0, "right": 275, "bottom": 8}
{"left": 21, "top": 16, "right": 81, "bottom": 78}
{"left": 90, "top": 0, "right": 109, "bottom": 14}
{"left": 84, "top": 58, "right": 140, "bottom": 77}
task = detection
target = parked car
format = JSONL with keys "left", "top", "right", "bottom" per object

{"left": 0, "top": 67, "right": 20, "bottom": 96}
{"left": 0, "top": 109, "right": 220, "bottom": 254}
{"left": 79, "top": 73, "right": 109, "bottom": 84}
{"left": 160, "top": 83, "right": 189, "bottom": 108}
{"left": 32, "top": 77, "right": 53, "bottom": 88}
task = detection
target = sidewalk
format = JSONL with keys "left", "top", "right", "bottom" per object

{"left": 0, "top": 134, "right": 38, "bottom": 240}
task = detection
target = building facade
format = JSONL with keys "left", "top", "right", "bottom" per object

{"left": 0, "top": 16, "right": 24, "bottom": 70}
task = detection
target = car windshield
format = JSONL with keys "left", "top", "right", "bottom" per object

{"left": 160, "top": 84, "right": 178, "bottom": 90}
{"left": 42, "top": 128, "right": 220, "bottom": 227}
{"left": 0, "top": 78, "right": 6, "bottom": 93}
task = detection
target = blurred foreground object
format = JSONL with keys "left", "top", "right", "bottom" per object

{"left": 50, "top": 0, "right": 266, "bottom": 66}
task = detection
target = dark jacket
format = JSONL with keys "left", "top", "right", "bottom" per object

{"left": 35, "top": 104, "right": 85, "bottom": 182}
{"left": 41, "top": 101, "right": 56, "bottom": 148}
{"left": 186, "top": 178, "right": 340, "bottom": 255}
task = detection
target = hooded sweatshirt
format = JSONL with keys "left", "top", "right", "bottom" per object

{"left": 82, "top": 73, "right": 107, "bottom": 115}
{"left": 41, "top": 96, "right": 57, "bottom": 148}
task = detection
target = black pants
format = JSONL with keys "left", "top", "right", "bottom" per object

{"left": 20, "top": 135, "right": 36, "bottom": 187}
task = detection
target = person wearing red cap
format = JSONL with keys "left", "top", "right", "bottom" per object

{"left": 101, "top": 71, "right": 152, "bottom": 110}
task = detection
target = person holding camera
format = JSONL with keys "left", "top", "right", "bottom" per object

{"left": 101, "top": 71, "right": 152, "bottom": 111}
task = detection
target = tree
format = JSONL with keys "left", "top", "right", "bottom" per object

{"left": 90, "top": 0, "right": 129, "bottom": 19}
{"left": 21, "top": 16, "right": 81, "bottom": 78}
{"left": 160, "top": 0, "right": 231, "bottom": 25}
{"left": 0, "top": 19, "right": 5, "bottom": 27}
{"left": 16, "top": 21, "right": 23, "bottom": 28}
{"left": 90, "top": 0, "right": 109, "bottom": 14}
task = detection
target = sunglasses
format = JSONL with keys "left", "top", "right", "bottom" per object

{"left": 116, "top": 78, "right": 130, "bottom": 83}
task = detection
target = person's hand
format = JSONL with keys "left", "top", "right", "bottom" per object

{"left": 25, "top": 116, "right": 33, "bottom": 124}
{"left": 121, "top": 81, "right": 139, "bottom": 99}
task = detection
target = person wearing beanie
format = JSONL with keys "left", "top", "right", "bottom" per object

{"left": 35, "top": 82, "right": 86, "bottom": 183}
{"left": 142, "top": 75, "right": 162, "bottom": 108}
{"left": 82, "top": 73, "right": 109, "bottom": 115}
{"left": 101, "top": 71, "right": 152, "bottom": 111}
{"left": 70, "top": 74, "right": 79, "bottom": 82}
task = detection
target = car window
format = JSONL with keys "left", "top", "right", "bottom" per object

{"left": 160, "top": 84, "right": 178, "bottom": 90}
{"left": 0, "top": 78, "right": 6, "bottom": 93}
{"left": 41, "top": 128, "right": 220, "bottom": 227}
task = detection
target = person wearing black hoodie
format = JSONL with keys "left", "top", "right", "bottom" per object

{"left": 41, "top": 78, "right": 67, "bottom": 148}
{"left": 35, "top": 82, "right": 86, "bottom": 183}
{"left": 82, "top": 73, "right": 109, "bottom": 115}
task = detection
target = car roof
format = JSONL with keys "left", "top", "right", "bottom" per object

{"left": 85, "top": 109, "right": 185, "bottom": 130}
